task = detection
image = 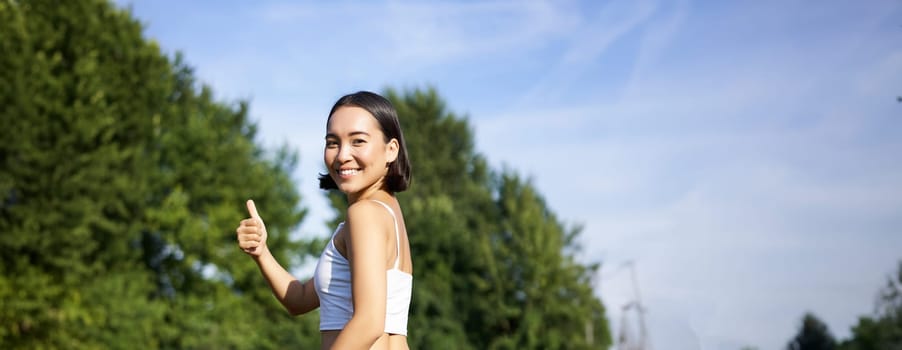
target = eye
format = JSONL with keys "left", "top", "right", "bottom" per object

{"left": 352, "top": 138, "right": 367, "bottom": 145}
{"left": 325, "top": 140, "right": 338, "bottom": 148}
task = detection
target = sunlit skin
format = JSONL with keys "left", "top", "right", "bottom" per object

{"left": 324, "top": 106, "right": 398, "bottom": 203}
{"left": 236, "top": 106, "right": 411, "bottom": 350}
{"left": 322, "top": 106, "right": 411, "bottom": 350}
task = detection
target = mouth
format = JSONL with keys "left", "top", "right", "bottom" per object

{"left": 336, "top": 168, "right": 361, "bottom": 178}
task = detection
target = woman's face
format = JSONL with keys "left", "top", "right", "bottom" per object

{"left": 324, "top": 106, "right": 398, "bottom": 196}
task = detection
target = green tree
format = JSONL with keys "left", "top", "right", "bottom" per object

{"left": 1, "top": 1, "right": 612, "bottom": 348}
{"left": 324, "top": 87, "right": 612, "bottom": 349}
{"left": 0, "top": 1, "right": 319, "bottom": 348}
{"left": 787, "top": 312, "right": 837, "bottom": 350}
{"left": 0, "top": 1, "right": 171, "bottom": 347}
{"left": 481, "top": 172, "right": 608, "bottom": 349}
{"left": 839, "top": 261, "right": 902, "bottom": 350}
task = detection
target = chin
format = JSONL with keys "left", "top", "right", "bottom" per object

{"left": 336, "top": 183, "right": 357, "bottom": 194}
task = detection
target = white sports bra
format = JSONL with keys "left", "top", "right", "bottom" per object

{"left": 313, "top": 200, "right": 412, "bottom": 336}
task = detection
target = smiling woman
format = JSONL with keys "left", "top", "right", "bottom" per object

{"left": 319, "top": 92, "right": 411, "bottom": 195}
{"left": 236, "top": 91, "right": 413, "bottom": 350}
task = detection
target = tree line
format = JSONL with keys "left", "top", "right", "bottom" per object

{"left": 0, "top": 0, "right": 611, "bottom": 348}
{"left": 777, "top": 261, "right": 902, "bottom": 350}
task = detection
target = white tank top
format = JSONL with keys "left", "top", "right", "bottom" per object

{"left": 313, "top": 200, "right": 412, "bottom": 335}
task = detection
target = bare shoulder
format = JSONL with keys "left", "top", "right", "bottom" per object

{"left": 346, "top": 200, "right": 394, "bottom": 235}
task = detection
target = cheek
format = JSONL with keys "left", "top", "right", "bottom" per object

{"left": 323, "top": 148, "right": 335, "bottom": 164}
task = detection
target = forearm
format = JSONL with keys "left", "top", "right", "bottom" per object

{"left": 253, "top": 251, "right": 315, "bottom": 315}
{"left": 238, "top": 200, "right": 317, "bottom": 315}
{"left": 330, "top": 316, "right": 384, "bottom": 349}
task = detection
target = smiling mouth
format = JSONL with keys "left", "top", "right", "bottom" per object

{"left": 338, "top": 168, "right": 360, "bottom": 177}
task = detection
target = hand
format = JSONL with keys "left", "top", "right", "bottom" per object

{"left": 236, "top": 199, "right": 269, "bottom": 258}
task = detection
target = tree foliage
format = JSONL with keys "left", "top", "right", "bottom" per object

{"left": 787, "top": 261, "right": 902, "bottom": 350}
{"left": 787, "top": 312, "right": 837, "bottom": 350}
{"left": 1, "top": 1, "right": 612, "bottom": 349}
{"left": 838, "top": 261, "right": 902, "bottom": 350}
{"left": 0, "top": 0, "right": 317, "bottom": 348}
{"left": 327, "top": 87, "right": 613, "bottom": 349}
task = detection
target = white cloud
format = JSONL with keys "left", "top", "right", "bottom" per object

{"left": 515, "top": 0, "right": 659, "bottom": 105}
{"left": 623, "top": 0, "right": 688, "bottom": 98}
{"left": 381, "top": 0, "right": 580, "bottom": 63}
{"left": 123, "top": 1, "right": 902, "bottom": 348}
{"left": 473, "top": 4, "right": 902, "bottom": 344}
{"left": 255, "top": 0, "right": 581, "bottom": 70}
{"left": 560, "top": 0, "right": 656, "bottom": 65}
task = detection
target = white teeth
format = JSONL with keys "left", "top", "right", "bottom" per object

{"left": 339, "top": 169, "right": 359, "bottom": 175}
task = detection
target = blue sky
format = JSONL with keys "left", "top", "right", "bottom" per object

{"left": 117, "top": 1, "right": 902, "bottom": 348}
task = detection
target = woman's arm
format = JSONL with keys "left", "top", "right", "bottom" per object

{"left": 252, "top": 252, "right": 320, "bottom": 315}
{"left": 330, "top": 201, "right": 392, "bottom": 349}
{"left": 237, "top": 200, "right": 319, "bottom": 315}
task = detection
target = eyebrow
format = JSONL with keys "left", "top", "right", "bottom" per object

{"left": 325, "top": 131, "right": 371, "bottom": 139}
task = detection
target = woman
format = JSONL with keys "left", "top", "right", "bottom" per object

{"left": 236, "top": 91, "right": 413, "bottom": 349}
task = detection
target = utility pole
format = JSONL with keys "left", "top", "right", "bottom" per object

{"left": 617, "top": 261, "right": 650, "bottom": 350}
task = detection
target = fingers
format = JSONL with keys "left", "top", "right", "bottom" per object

{"left": 239, "top": 218, "right": 260, "bottom": 227}
{"left": 236, "top": 225, "right": 261, "bottom": 237}
{"left": 237, "top": 237, "right": 262, "bottom": 249}
{"left": 236, "top": 226, "right": 263, "bottom": 252}
{"left": 238, "top": 199, "right": 267, "bottom": 256}
{"left": 246, "top": 199, "right": 260, "bottom": 220}
{"left": 236, "top": 223, "right": 262, "bottom": 237}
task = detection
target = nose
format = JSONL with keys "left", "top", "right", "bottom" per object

{"left": 336, "top": 142, "right": 353, "bottom": 163}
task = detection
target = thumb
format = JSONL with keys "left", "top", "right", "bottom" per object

{"left": 246, "top": 199, "right": 263, "bottom": 224}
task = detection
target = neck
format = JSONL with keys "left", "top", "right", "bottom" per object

{"left": 347, "top": 179, "right": 389, "bottom": 204}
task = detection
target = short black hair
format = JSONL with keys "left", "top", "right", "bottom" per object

{"left": 318, "top": 91, "right": 411, "bottom": 192}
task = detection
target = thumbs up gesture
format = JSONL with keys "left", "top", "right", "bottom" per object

{"left": 237, "top": 199, "right": 269, "bottom": 257}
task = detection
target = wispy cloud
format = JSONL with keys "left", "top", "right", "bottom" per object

{"left": 516, "top": 0, "right": 659, "bottom": 105}
{"left": 122, "top": 1, "right": 902, "bottom": 348}
{"left": 622, "top": 0, "right": 688, "bottom": 98}
{"left": 256, "top": 1, "right": 580, "bottom": 69}
{"left": 380, "top": 1, "right": 580, "bottom": 63}
{"left": 474, "top": 3, "right": 902, "bottom": 346}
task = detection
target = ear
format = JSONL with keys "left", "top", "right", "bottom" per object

{"left": 385, "top": 138, "right": 399, "bottom": 163}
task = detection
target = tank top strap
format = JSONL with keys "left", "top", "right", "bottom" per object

{"left": 368, "top": 200, "right": 401, "bottom": 269}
